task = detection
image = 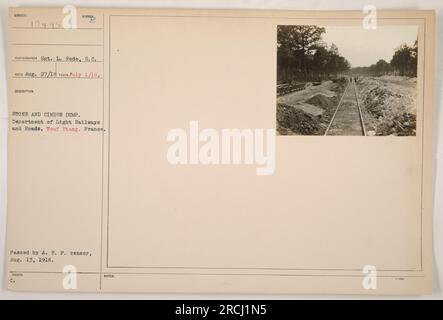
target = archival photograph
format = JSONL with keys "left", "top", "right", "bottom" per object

{"left": 276, "top": 25, "right": 418, "bottom": 136}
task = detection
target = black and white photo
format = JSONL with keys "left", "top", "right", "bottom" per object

{"left": 276, "top": 25, "right": 418, "bottom": 136}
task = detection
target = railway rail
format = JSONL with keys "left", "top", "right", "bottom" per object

{"left": 324, "top": 79, "right": 366, "bottom": 136}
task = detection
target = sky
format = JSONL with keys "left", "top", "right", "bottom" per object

{"left": 321, "top": 25, "right": 418, "bottom": 68}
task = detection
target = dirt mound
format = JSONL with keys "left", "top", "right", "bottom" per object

{"left": 376, "top": 112, "right": 416, "bottom": 136}
{"left": 305, "top": 94, "right": 334, "bottom": 108}
{"left": 276, "top": 103, "right": 322, "bottom": 135}
{"left": 356, "top": 77, "right": 417, "bottom": 136}
{"left": 275, "top": 79, "right": 346, "bottom": 136}
{"left": 292, "top": 102, "right": 324, "bottom": 117}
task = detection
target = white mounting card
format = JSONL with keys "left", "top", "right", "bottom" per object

{"left": 6, "top": 7, "right": 435, "bottom": 294}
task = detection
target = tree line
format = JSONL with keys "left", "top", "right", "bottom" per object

{"left": 277, "top": 25, "right": 350, "bottom": 83}
{"left": 349, "top": 40, "right": 417, "bottom": 77}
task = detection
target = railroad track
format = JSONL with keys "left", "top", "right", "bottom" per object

{"left": 324, "top": 79, "right": 366, "bottom": 136}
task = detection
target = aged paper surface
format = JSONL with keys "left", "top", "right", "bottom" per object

{"left": 5, "top": 7, "right": 435, "bottom": 294}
